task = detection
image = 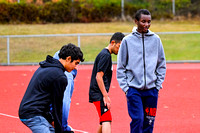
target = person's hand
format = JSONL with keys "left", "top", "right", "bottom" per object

{"left": 103, "top": 96, "right": 111, "bottom": 110}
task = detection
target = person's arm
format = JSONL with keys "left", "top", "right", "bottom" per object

{"left": 96, "top": 71, "right": 111, "bottom": 109}
{"left": 155, "top": 39, "right": 166, "bottom": 90}
{"left": 62, "top": 72, "right": 74, "bottom": 132}
{"left": 52, "top": 75, "right": 68, "bottom": 133}
{"left": 117, "top": 39, "right": 129, "bottom": 93}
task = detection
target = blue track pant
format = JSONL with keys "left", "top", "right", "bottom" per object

{"left": 126, "top": 87, "right": 158, "bottom": 133}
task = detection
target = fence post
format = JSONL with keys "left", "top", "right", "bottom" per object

{"left": 7, "top": 37, "right": 10, "bottom": 65}
{"left": 172, "top": 0, "right": 175, "bottom": 15}
{"left": 121, "top": 0, "right": 125, "bottom": 20}
{"left": 78, "top": 35, "right": 81, "bottom": 47}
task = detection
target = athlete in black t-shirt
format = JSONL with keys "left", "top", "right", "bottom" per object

{"left": 89, "top": 32, "right": 125, "bottom": 133}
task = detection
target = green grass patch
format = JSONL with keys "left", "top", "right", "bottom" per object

{"left": 0, "top": 21, "right": 200, "bottom": 64}
{"left": 161, "top": 34, "right": 200, "bottom": 60}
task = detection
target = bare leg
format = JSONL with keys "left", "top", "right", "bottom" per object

{"left": 102, "top": 122, "right": 111, "bottom": 133}
{"left": 97, "top": 125, "right": 102, "bottom": 133}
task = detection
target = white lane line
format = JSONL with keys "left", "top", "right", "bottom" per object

{"left": 0, "top": 112, "right": 19, "bottom": 119}
{"left": 73, "top": 129, "right": 89, "bottom": 133}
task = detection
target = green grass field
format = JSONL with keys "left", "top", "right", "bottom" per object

{"left": 0, "top": 20, "right": 200, "bottom": 64}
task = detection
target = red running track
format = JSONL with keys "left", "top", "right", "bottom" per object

{"left": 0, "top": 63, "right": 200, "bottom": 133}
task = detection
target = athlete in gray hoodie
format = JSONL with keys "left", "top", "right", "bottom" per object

{"left": 117, "top": 9, "right": 166, "bottom": 133}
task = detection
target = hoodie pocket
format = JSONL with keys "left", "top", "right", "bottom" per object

{"left": 126, "top": 70, "right": 135, "bottom": 82}
{"left": 130, "top": 75, "right": 135, "bottom": 82}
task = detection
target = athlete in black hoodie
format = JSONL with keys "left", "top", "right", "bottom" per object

{"left": 19, "top": 43, "right": 84, "bottom": 133}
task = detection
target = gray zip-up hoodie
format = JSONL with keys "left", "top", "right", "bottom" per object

{"left": 117, "top": 27, "right": 166, "bottom": 93}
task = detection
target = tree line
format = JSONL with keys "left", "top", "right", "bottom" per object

{"left": 0, "top": 0, "right": 199, "bottom": 24}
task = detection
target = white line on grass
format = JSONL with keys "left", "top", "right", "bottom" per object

{"left": 0, "top": 112, "right": 89, "bottom": 133}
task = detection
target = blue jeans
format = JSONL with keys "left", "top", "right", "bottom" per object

{"left": 21, "top": 116, "right": 55, "bottom": 133}
{"left": 126, "top": 87, "right": 158, "bottom": 133}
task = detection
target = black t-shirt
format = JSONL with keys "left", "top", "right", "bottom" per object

{"left": 89, "top": 48, "right": 113, "bottom": 102}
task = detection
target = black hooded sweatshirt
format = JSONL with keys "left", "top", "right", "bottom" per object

{"left": 19, "top": 55, "right": 68, "bottom": 133}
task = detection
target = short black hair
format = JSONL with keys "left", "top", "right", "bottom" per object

{"left": 135, "top": 9, "right": 151, "bottom": 21}
{"left": 110, "top": 32, "right": 125, "bottom": 43}
{"left": 59, "top": 43, "right": 84, "bottom": 62}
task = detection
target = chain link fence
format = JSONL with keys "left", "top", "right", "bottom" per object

{"left": 0, "top": 31, "right": 200, "bottom": 65}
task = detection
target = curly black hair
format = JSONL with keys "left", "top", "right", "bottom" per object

{"left": 58, "top": 43, "right": 84, "bottom": 62}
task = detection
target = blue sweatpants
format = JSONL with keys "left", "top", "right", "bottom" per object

{"left": 126, "top": 87, "right": 158, "bottom": 133}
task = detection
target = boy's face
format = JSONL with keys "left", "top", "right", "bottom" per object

{"left": 65, "top": 57, "right": 80, "bottom": 72}
{"left": 135, "top": 14, "right": 151, "bottom": 33}
{"left": 111, "top": 41, "right": 121, "bottom": 55}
